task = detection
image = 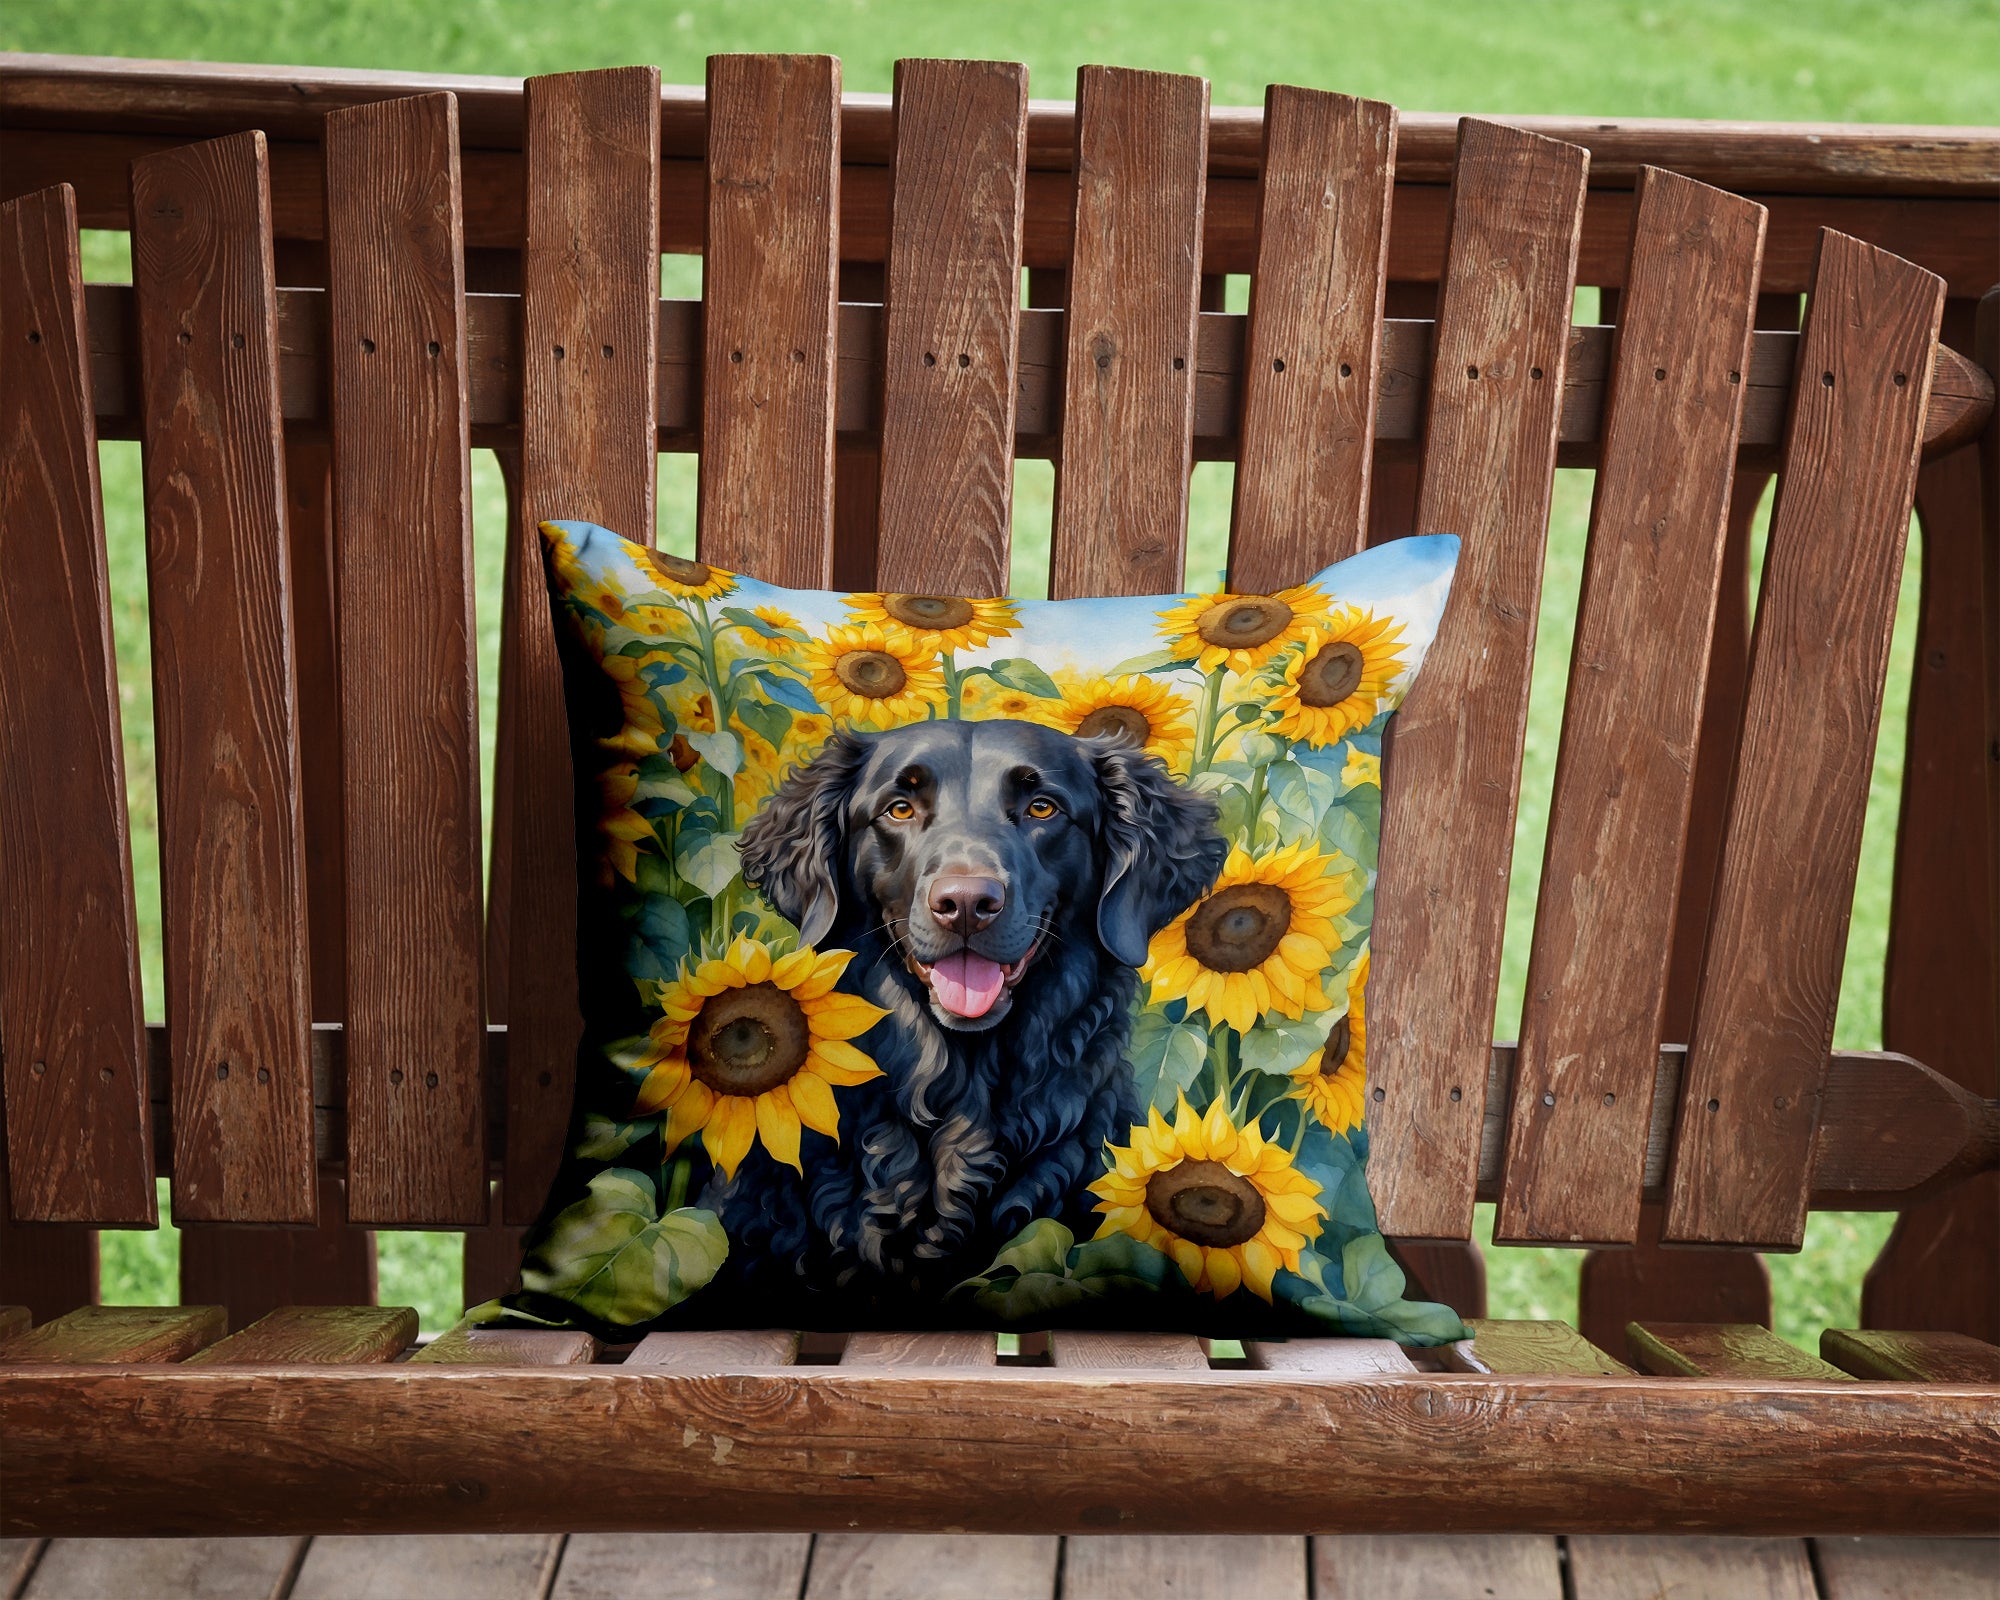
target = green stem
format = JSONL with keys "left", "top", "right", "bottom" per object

{"left": 1191, "top": 666, "right": 1226, "bottom": 777}
{"left": 943, "top": 651, "right": 961, "bottom": 719}
{"left": 692, "top": 598, "right": 735, "bottom": 832}
{"left": 664, "top": 1155, "right": 692, "bottom": 1213}
{"left": 1287, "top": 1106, "right": 1310, "bottom": 1156}
{"left": 1208, "top": 1025, "right": 1234, "bottom": 1109}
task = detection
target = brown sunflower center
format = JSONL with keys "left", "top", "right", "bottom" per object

{"left": 1196, "top": 596, "right": 1293, "bottom": 649}
{"left": 1075, "top": 705, "right": 1151, "bottom": 745}
{"left": 652, "top": 552, "right": 714, "bottom": 589}
{"left": 1296, "top": 640, "right": 1367, "bottom": 707}
{"left": 1321, "top": 1015, "right": 1352, "bottom": 1073}
{"left": 1184, "top": 882, "right": 1292, "bottom": 973}
{"left": 686, "top": 982, "right": 810, "bottom": 1097}
{"left": 1145, "top": 1159, "right": 1267, "bottom": 1248}
{"left": 834, "top": 649, "right": 909, "bottom": 700}
{"left": 884, "top": 593, "right": 975, "bottom": 631}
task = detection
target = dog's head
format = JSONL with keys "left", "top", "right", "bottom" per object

{"left": 739, "top": 719, "right": 1225, "bottom": 1032}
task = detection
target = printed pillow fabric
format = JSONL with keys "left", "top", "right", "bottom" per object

{"left": 497, "top": 521, "right": 1465, "bottom": 1344}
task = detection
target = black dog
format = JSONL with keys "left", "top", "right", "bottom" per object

{"left": 718, "top": 718, "right": 1224, "bottom": 1310}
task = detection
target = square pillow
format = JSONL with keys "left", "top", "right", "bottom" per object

{"left": 497, "top": 522, "right": 1464, "bottom": 1344}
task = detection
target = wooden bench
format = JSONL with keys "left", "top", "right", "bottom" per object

{"left": 0, "top": 52, "right": 1997, "bottom": 1539}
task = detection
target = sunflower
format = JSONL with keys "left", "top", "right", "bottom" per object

{"left": 1143, "top": 841, "right": 1355, "bottom": 1034}
{"left": 1089, "top": 1092, "right": 1324, "bottom": 1300}
{"left": 1341, "top": 746, "right": 1382, "bottom": 789}
{"left": 621, "top": 937, "right": 890, "bottom": 1179}
{"left": 1155, "top": 581, "right": 1331, "bottom": 675}
{"left": 599, "top": 651, "right": 673, "bottom": 756}
{"left": 1290, "top": 950, "right": 1369, "bottom": 1136}
{"left": 745, "top": 604, "right": 806, "bottom": 653}
{"left": 845, "top": 592, "right": 1019, "bottom": 654}
{"left": 635, "top": 546, "right": 736, "bottom": 601}
{"left": 1265, "top": 608, "right": 1408, "bottom": 747}
{"left": 545, "top": 524, "right": 633, "bottom": 624}
{"left": 596, "top": 764, "right": 655, "bottom": 883}
{"left": 965, "top": 681, "right": 1050, "bottom": 720}
{"left": 1047, "top": 675, "right": 1196, "bottom": 766}
{"left": 803, "top": 622, "right": 947, "bottom": 726}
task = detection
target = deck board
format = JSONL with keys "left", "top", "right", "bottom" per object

{"left": 288, "top": 1535, "right": 560, "bottom": 1600}
{"left": 1062, "top": 1535, "right": 1308, "bottom": 1599}
{"left": 21, "top": 1537, "right": 303, "bottom": 1600}
{"left": 552, "top": 1534, "right": 812, "bottom": 1600}
{"left": 1812, "top": 1538, "right": 1999, "bottom": 1599}
{"left": 805, "top": 1534, "right": 1057, "bottom": 1600}
{"left": 1566, "top": 1535, "right": 1818, "bottom": 1600}
{"left": 1315, "top": 1534, "right": 1563, "bottom": 1598}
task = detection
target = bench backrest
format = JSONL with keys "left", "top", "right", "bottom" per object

{"left": 0, "top": 58, "right": 1990, "bottom": 1286}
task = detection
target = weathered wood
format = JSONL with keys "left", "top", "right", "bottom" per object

{"left": 0, "top": 1308, "right": 28, "bottom": 1341}
{"left": 698, "top": 53, "right": 840, "bottom": 586}
{"left": 1868, "top": 1179, "right": 2000, "bottom": 1349}
{"left": 0, "top": 1305, "right": 224, "bottom": 1363}
{"left": 1813, "top": 1537, "right": 2000, "bottom": 1600}
{"left": 808, "top": 1535, "right": 1059, "bottom": 1600}
{"left": 553, "top": 1534, "right": 813, "bottom": 1600}
{"left": 323, "top": 92, "right": 487, "bottom": 1226}
{"left": 1577, "top": 1202, "right": 1771, "bottom": 1365}
{"left": 1229, "top": 89, "right": 1395, "bottom": 588}
{"left": 872, "top": 59, "right": 1027, "bottom": 598}
{"left": 0, "top": 184, "right": 153, "bottom": 1225}
{"left": 1048, "top": 1331, "right": 1207, "bottom": 1370}
{"left": 2, "top": 1540, "right": 44, "bottom": 1597}
{"left": 1367, "top": 120, "right": 1589, "bottom": 1240}
{"left": 1822, "top": 1329, "right": 2000, "bottom": 1383}
{"left": 178, "top": 1171, "right": 375, "bottom": 1327}
{"left": 21, "top": 1537, "right": 305, "bottom": 1600}
{"left": 1667, "top": 232, "right": 1946, "bottom": 1249}
{"left": 1048, "top": 66, "right": 1208, "bottom": 600}
{"left": 1500, "top": 170, "right": 1765, "bottom": 1246}
{"left": 0, "top": 1210, "right": 96, "bottom": 1325}
{"left": 1315, "top": 1535, "right": 1562, "bottom": 1600}
{"left": 459, "top": 1176, "right": 522, "bottom": 1310}
{"left": 624, "top": 1329, "right": 801, "bottom": 1367}
{"left": 1627, "top": 1322, "right": 1849, "bottom": 1381}
{"left": 1245, "top": 1338, "right": 1417, "bottom": 1374}
{"left": 129, "top": 131, "right": 317, "bottom": 1226}
{"left": 1450, "top": 1319, "right": 1634, "bottom": 1376}
{"left": 411, "top": 1322, "right": 598, "bottom": 1366}
{"left": 1065, "top": 1536, "right": 1307, "bottom": 1600}
{"left": 1565, "top": 1537, "right": 1818, "bottom": 1600}
{"left": 841, "top": 1331, "right": 996, "bottom": 1367}
{"left": 289, "top": 1535, "right": 560, "bottom": 1600}
{"left": 1386, "top": 1237, "right": 1487, "bottom": 1318}
{"left": 186, "top": 1304, "right": 416, "bottom": 1365}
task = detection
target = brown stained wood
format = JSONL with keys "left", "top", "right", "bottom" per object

{"left": 1048, "top": 66, "right": 1209, "bottom": 601}
{"left": 502, "top": 68, "right": 661, "bottom": 1229}
{"left": 1822, "top": 1328, "right": 2000, "bottom": 1383}
{"left": 1577, "top": 1202, "right": 1771, "bottom": 1366}
{"left": 1981, "top": 292, "right": 2000, "bottom": 1198}
{"left": 554, "top": 1534, "right": 813, "bottom": 1600}
{"left": 1813, "top": 1537, "right": 2000, "bottom": 1600}
{"left": 323, "top": 93, "right": 488, "bottom": 1226}
{"left": 1667, "top": 232, "right": 1947, "bottom": 1250}
{"left": 1565, "top": 1537, "right": 1818, "bottom": 1600}
{"left": 699, "top": 54, "right": 840, "bottom": 587}
{"left": 129, "top": 132, "right": 317, "bottom": 1226}
{"left": 0, "top": 184, "right": 153, "bottom": 1225}
{"left": 1246, "top": 1338, "right": 1418, "bottom": 1374}
{"left": 411, "top": 1321, "right": 598, "bottom": 1366}
{"left": 0, "top": 1304, "right": 224, "bottom": 1363}
{"left": 841, "top": 1331, "right": 996, "bottom": 1367}
{"left": 21, "top": 1537, "right": 306, "bottom": 1600}
{"left": 1455, "top": 1319, "right": 1634, "bottom": 1376}
{"left": 284, "top": 436, "right": 346, "bottom": 1024}
{"left": 1047, "top": 1331, "right": 1207, "bottom": 1369}
{"left": 186, "top": 1304, "right": 416, "bottom": 1365}
{"left": 625, "top": 1329, "right": 800, "bottom": 1367}
{"left": 1064, "top": 1537, "right": 1307, "bottom": 1600}
{"left": 1315, "top": 1535, "right": 1563, "bottom": 1600}
{"left": 178, "top": 1170, "right": 375, "bottom": 1327}
{"left": 289, "top": 1535, "right": 560, "bottom": 1600}
{"left": 1627, "top": 1321, "right": 1850, "bottom": 1381}
{"left": 807, "top": 1535, "right": 1059, "bottom": 1600}
{"left": 1366, "top": 121, "right": 1589, "bottom": 1241}
{"left": 1501, "top": 172, "right": 1766, "bottom": 1247}
{"left": 1386, "top": 1237, "right": 1487, "bottom": 1318}
{"left": 1866, "top": 1179, "right": 2000, "bottom": 1348}
{"left": 1229, "top": 89, "right": 1395, "bottom": 589}
{"left": 460, "top": 1175, "right": 524, "bottom": 1310}
{"left": 0, "top": 1208, "right": 96, "bottom": 1324}
{"left": 0, "top": 1308, "right": 28, "bottom": 1341}
{"left": 872, "top": 59, "right": 1027, "bottom": 599}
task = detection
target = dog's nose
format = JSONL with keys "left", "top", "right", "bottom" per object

{"left": 927, "top": 874, "right": 1006, "bottom": 936}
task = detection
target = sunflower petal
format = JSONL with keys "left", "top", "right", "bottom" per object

{"left": 755, "top": 1085, "right": 803, "bottom": 1174}
{"left": 810, "top": 1038, "right": 886, "bottom": 1084}
{"left": 1204, "top": 1246, "right": 1243, "bottom": 1299}
{"left": 787, "top": 1068, "right": 842, "bottom": 1139}
{"left": 632, "top": 1060, "right": 688, "bottom": 1116}
{"left": 705, "top": 1096, "right": 758, "bottom": 1181}
{"left": 807, "top": 992, "right": 892, "bottom": 1040}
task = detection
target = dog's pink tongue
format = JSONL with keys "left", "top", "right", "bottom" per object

{"left": 932, "top": 950, "right": 1006, "bottom": 1018}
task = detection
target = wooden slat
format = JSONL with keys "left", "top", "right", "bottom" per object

{"left": 1666, "top": 231, "right": 1947, "bottom": 1248}
{"left": 0, "top": 1308, "right": 28, "bottom": 1341}
{"left": 460, "top": 1175, "right": 524, "bottom": 1309}
{"left": 841, "top": 1331, "right": 996, "bottom": 1367}
{"left": 1246, "top": 1338, "right": 1417, "bottom": 1374}
{"left": 1499, "top": 170, "right": 1766, "bottom": 1246}
{"left": 1576, "top": 1201, "right": 1770, "bottom": 1366}
{"left": 290, "top": 1536, "right": 560, "bottom": 1600}
{"left": 1229, "top": 89, "right": 1396, "bottom": 588}
{"left": 177, "top": 1170, "right": 375, "bottom": 1327}
{"left": 500, "top": 67, "right": 661, "bottom": 1228}
{"left": 323, "top": 92, "right": 487, "bottom": 1226}
{"left": 1047, "top": 1331, "right": 1206, "bottom": 1369}
{"left": 0, "top": 1305, "right": 224, "bottom": 1363}
{"left": 0, "top": 1209, "right": 96, "bottom": 1324}
{"left": 872, "top": 58, "right": 1027, "bottom": 598}
{"left": 411, "top": 1321, "right": 598, "bottom": 1366}
{"left": 1365, "top": 120, "right": 1589, "bottom": 1240}
{"left": 1065, "top": 1537, "right": 1307, "bottom": 1600}
{"left": 1822, "top": 1329, "right": 2000, "bottom": 1383}
{"left": 21, "top": 1537, "right": 305, "bottom": 1600}
{"left": 1048, "top": 66, "right": 1208, "bottom": 600}
{"left": 1627, "top": 1322, "right": 1850, "bottom": 1380}
{"left": 1566, "top": 1537, "right": 1817, "bottom": 1600}
{"left": 698, "top": 53, "right": 840, "bottom": 586}
{"left": 0, "top": 184, "right": 153, "bottom": 1225}
{"left": 554, "top": 1534, "right": 813, "bottom": 1600}
{"left": 1315, "top": 1535, "right": 1563, "bottom": 1600}
{"left": 807, "top": 1535, "right": 1058, "bottom": 1600}
{"left": 128, "top": 131, "right": 316, "bottom": 1225}
{"left": 184, "top": 1304, "right": 415, "bottom": 1365}
{"left": 1448, "top": 1318, "right": 1634, "bottom": 1375}
{"left": 1813, "top": 1537, "right": 2000, "bottom": 1600}
{"left": 624, "top": 1329, "right": 800, "bottom": 1367}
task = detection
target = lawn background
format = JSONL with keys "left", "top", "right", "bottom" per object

{"left": 10, "top": 0, "right": 1996, "bottom": 1341}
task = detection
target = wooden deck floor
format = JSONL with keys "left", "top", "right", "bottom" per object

{"left": 3, "top": 1534, "right": 1995, "bottom": 1599}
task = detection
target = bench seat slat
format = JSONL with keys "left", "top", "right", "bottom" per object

{"left": 1047, "top": 1331, "right": 1207, "bottom": 1370}
{"left": 184, "top": 1304, "right": 417, "bottom": 1365}
{"left": 841, "top": 1331, "right": 997, "bottom": 1367}
{"left": 1821, "top": 1328, "right": 2000, "bottom": 1383}
{"left": 1627, "top": 1321, "right": 1850, "bottom": 1381}
{"left": 1245, "top": 1338, "right": 1417, "bottom": 1374}
{"left": 411, "top": 1320, "right": 598, "bottom": 1365}
{"left": 623, "top": 1329, "right": 800, "bottom": 1367}
{"left": 0, "top": 1305, "right": 225, "bottom": 1363}
{"left": 1445, "top": 1318, "right": 1635, "bottom": 1375}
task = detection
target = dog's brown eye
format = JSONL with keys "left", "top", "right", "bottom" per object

{"left": 1024, "top": 796, "right": 1059, "bottom": 820}
{"left": 884, "top": 798, "right": 917, "bottom": 821}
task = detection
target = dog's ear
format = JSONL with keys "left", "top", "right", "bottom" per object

{"left": 1090, "top": 740, "right": 1227, "bottom": 969}
{"left": 738, "top": 730, "right": 869, "bottom": 948}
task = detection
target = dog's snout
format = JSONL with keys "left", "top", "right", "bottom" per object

{"left": 927, "top": 873, "right": 1006, "bottom": 936}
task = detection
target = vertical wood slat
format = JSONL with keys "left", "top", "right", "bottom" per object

{"left": 128, "top": 132, "right": 317, "bottom": 1224}
{"left": 872, "top": 57, "right": 1028, "bottom": 599}
{"left": 0, "top": 184, "right": 154, "bottom": 1224}
{"left": 1365, "top": 121, "right": 1589, "bottom": 1240}
{"left": 698, "top": 53, "right": 841, "bottom": 587}
{"left": 1229, "top": 88, "right": 1397, "bottom": 590}
{"left": 0, "top": 1206, "right": 97, "bottom": 1323}
{"left": 178, "top": 1172, "right": 375, "bottom": 1328}
{"left": 500, "top": 66, "right": 662, "bottom": 1225}
{"left": 1666, "top": 230, "right": 1946, "bottom": 1249}
{"left": 323, "top": 93, "right": 487, "bottom": 1225}
{"left": 1496, "top": 169, "right": 1766, "bottom": 1246}
{"left": 1049, "top": 66, "right": 1209, "bottom": 601}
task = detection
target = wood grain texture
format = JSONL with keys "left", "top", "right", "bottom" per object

{"left": 1499, "top": 170, "right": 1765, "bottom": 1246}
{"left": 177, "top": 1170, "right": 375, "bottom": 1326}
{"left": 1229, "top": 89, "right": 1396, "bottom": 589}
{"left": 1566, "top": 1537, "right": 1818, "bottom": 1600}
{"left": 1866, "top": 1179, "right": 2000, "bottom": 1347}
{"left": 1822, "top": 1329, "right": 2000, "bottom": 1383}
{"left": 185, "top": 1304, "right": 415, "bottom": 1365}
{"left": 0, "top": 1304, "right": 223, "bottom": 1363}
{"left": 1577, "top": 1202, "right": 1771, "bottom": 1366}
{"left": 501, "top": 67, "right": 661, "bottom": 1228}
{"left": 841, "top": 1331, "right": 996, "bottom": 1367}
{"left": 459, "top": 1175, "right": 524, "bottom": 1310}
{"left": 323, "top": 92, "right": 488, "bottom": 1225}
{"left": 20, "top": 1537, "right": 304, "bottom": 1600}
{"left": 1047, "top": 1331, "right": 1206, "bottom": 1370}
{"left": 1048, "top": 66, "right": 1208, "bottom": 601}
{"left": 1666, "top": 231, "right": 1946, "bottom": 1249}
{"left": 129, "top": 131, "right": 316, "bottom": 1225}
{"left": 0, "top": 1308, "right": 28, "bottom": 1341}
{"left": 1315, "top": 1535, "right": 1562, "bottom": 1600}
{"left": 1245, "top": 1338, "right": 1417, "bottom": 1374}
{"left": 1813, "top": 1537, "right": 2000, "bottom": 1600}
{"left": 1065, "top": 1537, "right": 1306, "bottom": 1600}
{"left": 1454, "top": 1319, "right": 1634, "bottom": 1376}
{"left": 1627, "top": 1322, "right": 1850, "bottom": 1380}
{"left": 1, "top": 1539, "right": 43, "bottom": 1598}
{"left": 698, "top": 54, "right": 840, "bottom": 587}
{"left": 411, "top": 1322, "right": 598, "bottom": 1366}
{"left": 872, "top": 59, "right": 1027, "bottom": 599}
{"left": 0, "top": 184, "right": 153, "bottom": 1224}
{"left": 553, "top": 1534, "right": 813, "bottom": 1600}
{"left": 624, "top": 1329, "right": 800, "bottom": 1367}
{"left": 1365, "top": 121, "right": 1589, "bottom": 1240}
{"left": 807, "top": 1535, "right": 1057, "bottom": 1600}
{"left": 0, "top": 1208, "right": 96, "bottom": 1324}
{"left": 289, "top": 1535, "right": 560, "bottom": 1600}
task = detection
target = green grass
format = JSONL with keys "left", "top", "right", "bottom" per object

{"left": 28, "top": 0, "right": 1984, "bottom": 1341}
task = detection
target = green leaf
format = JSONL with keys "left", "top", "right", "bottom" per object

{"left": 1127, "top": 1009, "right": 1209, "bottom": 1112}
{"left": 982, "top": 657, "right": 1063, "bottom": 699}
{"left": 675, "top": 829, "right": 742, "bottom": 897}
{"left": 987, "top": 1217, "right": 1075, "bottom": 1278}
{"left": 622, "top": 892, "right": 691, "bottom": 982}
{"left": 733, "top": 693, "right": 791, "bottom": 752}
{"left": 577, "top": 1112, "right": 657, "bottom": 1161}
{"left": 966, "top": 1271, "right": 1094, "bottom": 1321}
{"left": 519, "top": 1169, "right": 729, "bottom": 1326}
{"left": 751, "top": 670, "right": 823, "bottom": 717}
{"left": 1105, "top": 647, "right": 1189, "bottom": 677}
{"left": 1237, "top": 1010, "right": 1329, "bottom": 1077}
{"left": 1067, "top": 1232, "right": 1195, "bottom": 1294}
{"left": 683, "top": 728, "right": 741, "bottom": 777}
{"left": 1340, "top": 1231, "right": 1409, "bottom": 1313}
